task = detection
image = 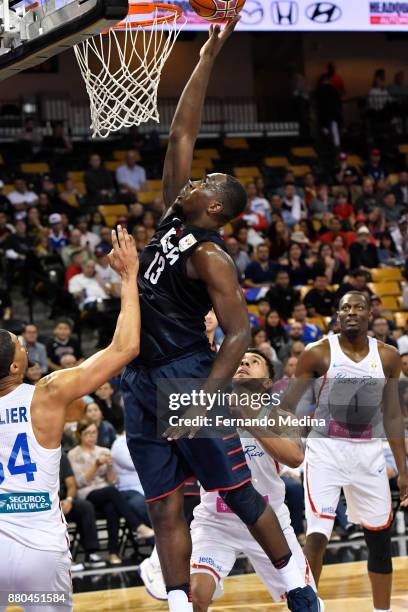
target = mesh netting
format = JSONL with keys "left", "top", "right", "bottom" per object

{"left": 74, "top": 4, "right": 184, "bottom": 138}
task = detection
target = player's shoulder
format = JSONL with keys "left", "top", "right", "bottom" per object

{"left": 304, "top": 336, "right": 330, "bottom": 355}
{"left": 375, "top": 338, "right": 400, "bottom": 365}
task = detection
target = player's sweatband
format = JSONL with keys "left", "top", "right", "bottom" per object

{"left": 219, "top": 481, "right": 267, "bottom": 526}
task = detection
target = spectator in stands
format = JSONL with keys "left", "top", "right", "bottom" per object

{"left": 290, "top": 340, "right": 306, "bottom": 358}
{"left": 289, "top": 303, "right": 323, "bottom": 344}
{"left": 0, "top": 286, "right": 12, "bottom": 322}
{"left": 304, "top": 275, "right": 334, "bottom": 317}
{"left": 398, "top": 321, "right": 408, "bottom": 352}
{"left": 127, "top": 203, "right": 144, "bottom": 235}
{"left": 310, "top": 184, "right": 334, "bottom": 218}
{"left": 334, "top": 269, "right": 373, "bottom": 305}
{"left": 141, "top": 210, "right": 156, "bottom": 240}
{"left": 251, "top": 327, "right": 268, "bottom": 349}
{"left": 370, "top": 316, "right": 398, "bottom": 348}
{"left": 40, "top": 176, "right": 59, "bottom": 208}
{"left": 61, "top": 228, "right": 92, "bottom": 268}
{"left": 265, "top": 270, "right": 299, "bottom": 320}
{"left": 225, "top": 236, "right": 250, "bottom": 282}
{"left": 381, "top": 191, "right": 404, "bottom": 224}
{"left": 320, "top": 216, "right": 355, "bottom": 248}
{"left": 281, "top": 183, "right": 306, "bottom": 225}
{"left": 46, "top": 318, "right": 83, "bottom": 371}
{"left": 372, "top": 317, "right": 398, "bottom": 348}
{"left": 390, "top": 214, "right": 408, "bottom": 260}
{"left": 333, "top": 192, "right": 353, "bottom": 222}
{"left": 264, "top": 309, "right": 290, "bottom": 361}
{"left": 26, "top": 207, "right": 45, "bottom": 243}
{"left": 233, "top": 224, "right": 253, "bottom": 256}
{"left": 244, "top": 243, "right": 277, "bottom": 288}
{"left": 94, "top": 245, "right": 121, "bottom": 292}
{"left": 116, "top": 150, "right": 146, "bottom": 196}
{"left": 368, "top": 296, "right": 395, "bottom": 330}
{"left": 42, "top": 122, "right": 73, "bottom": 154}
{"left": 77, "top": 218, "right": 100, "bottom": 252}
{"left": 132, "top": 225, "right": 149, "bottom": 254}
{"left": 59, "top": 452, "right": 105, "bottom": 571}
{"left": 267, "top": 219, "right": 291, "bottom": 261}
{"left": 349, "top": 225, "right": 379, "bottom": 269}
{"left": 335, "top": 152, "right": 360, "bottom": 185}
{"left": 68, "top": 418, "right": 144, "bottom": 565}
{"left": 21, "top": 323, "right": 48, "bottom": 374}
{"left": 400, "top": 353, "right": 408, "bottom": 380}
{"left": 246, "top": 181, "right": 271, "bottom": 223}
{"left": 354, "top": 177, "right": 379, "bottom": 215}
{"left": 392, "top": 169, "right": 408, "bottom": 206}
{"left": 18, "top": 117, "right": 42, "bottom": 150}
{"left": 48, "top": 213, "right": 68, "bottom": 253}
{"left": 59, "top": 179, "right": 83, "bottom": 214}
{"left": 97, "top": 226, "right": 113, "bottom": 251}
{"left": 4, "top": 219, "right": 31, "bottom": 288}
{"left": 111, "top": 429, "right": 154, "bottom": 539}
{"left": 368, "top": 70, "right": 392, "bottom": 114}
{"left": 37, "top": 192, "right": 52, "bottom": 223}
{"left": 377, "top": 232, "right": 401, "bottom": 267}
{"left": 316, "top": 72, "right": 342, "bottom": 148}
{"left": 7, "top": 177, "right": 38, "bottom": 213}
{"left": 90, "top": 212, "right": 105, "bottom": 237}
{"left": 331, "top": 235, "right": 350, "bottom": 268}
{"left": 85, "top": 154, "right": 115, "bottom": 204}
{"left": 86, "top": 402, "right": 117, "bottom": 449}
{"left": 24, "top": 360, "right": 42, "bottom": 384}
{"left": 279, "top": 241, "right": 314, "bottom": 286}
{"left": 254, "top": 298, "right": 270, "bottom": 326}
{"left": 0, "top": 211, "right": 13, "bottom": 245}
{"left": 303, "top": 173, "right": 317, "bottom": 208}
{"left": 364, "top": 148, "right": 387, "bottom": 182}
{"left": 94, "top": 382, "right": 124, "bottom": 432}
{"left": 68, "top": 258, "right": 114, "bottom": 308}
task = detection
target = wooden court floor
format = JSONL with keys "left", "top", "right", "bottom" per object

{"left": 72, "top": 556, "right": 408, "bottom": 611}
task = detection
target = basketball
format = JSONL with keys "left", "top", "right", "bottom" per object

{"left": 189, "top": 0, "right": 246, "bottom": 22}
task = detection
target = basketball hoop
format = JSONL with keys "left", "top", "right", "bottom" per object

{"left": 74, "top": 2, "right": 185, "bottom": 139}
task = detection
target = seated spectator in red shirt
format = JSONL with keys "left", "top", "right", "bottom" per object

{"left": 320, "top": 216, "right": 356, "bottom": 247}
{"left": 333, "top": 193, "right": 353, "bottom": 221}
{"left": 64, "top": 252, "right": 83, "bottom": 289}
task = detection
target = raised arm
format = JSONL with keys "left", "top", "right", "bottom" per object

{"left": 162, "top": 18, "right": 239, "bottom": 210}
{"left": 32, "top": 227, "right": 140, "bottom": 448}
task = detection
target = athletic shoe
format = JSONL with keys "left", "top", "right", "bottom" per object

{"left": 138, "top": 557, "right": 167, "bottom": 600}
{"left": 286, "top": 585, "right": 319, "bottom": 610}
{"left": 342, "top": 523, "right": 364, "bottom": 540}
{"left": 84, "top": 553, "right": 106, "bottom": 569}
{"left": 71, "top": 562, "right": 85, "bottom": 572}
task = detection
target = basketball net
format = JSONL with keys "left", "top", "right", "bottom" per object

{"left": 74, "top": 2, "right": 185, "bottom": 138}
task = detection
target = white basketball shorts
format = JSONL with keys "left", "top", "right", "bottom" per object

{"left": 304, "top": 437, "right": 392, "bottom": 539}
{"left": 190, "top": 507, "right": 315, "bottom": 602}
{"left": 0, "top": 534, "right": 72, "bottom": 612}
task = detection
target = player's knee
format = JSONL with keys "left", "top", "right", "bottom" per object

{"left": 364, "top": 526, "right": 393, "bottom": 574}
{"left": 219, "top": 482, "right": 267, "bottom": 526}
{"left": 305, "top": 532, "right": 329, "bottom": 555}
{"left": 190, "top": 578, "right": 213, "bottom": 612}
{"left": 148, "top": 495, "right": 184, "bottom": 530}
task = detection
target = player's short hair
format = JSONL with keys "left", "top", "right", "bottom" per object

{"left": 339, "top": 290, "right": 370, "bottom": 309}
{"left": 217, "top": 175, "right": 247, "bottom": 222}
{"left": 0, "top": 329, "right": 15, "bottom": 380}
{"left": 246, "top": 348, "right": 275, "bottom": 380}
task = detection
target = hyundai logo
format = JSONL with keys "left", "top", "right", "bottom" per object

{"left": 306, "top": 2, "right": 342, "bottom": 23}
{"left": 271, "top": 1, "right": 299, "bottom": 25}
{"left": 240, "top": 0, "right": 264, "bottom": 25}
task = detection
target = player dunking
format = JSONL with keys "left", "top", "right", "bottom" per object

{"left": 120, "top": 19, "right": 319, "bottom": 612}
{"left": 282, "top": 291, "right": 408, "bottom": 612}
{"left": 0, "top": 227, "right": 139, "bottom": 612}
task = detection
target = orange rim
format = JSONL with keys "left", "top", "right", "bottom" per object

{"left": 112, "top": 1, "right": 182, "bottom": 29}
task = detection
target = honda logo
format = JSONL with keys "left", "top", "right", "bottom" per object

{"left": 240, "top": 0, "right": 264, "bottom": 25}
{"left": 305, "top": 2, "right": 342, "bottom": 23}
{"left": 271, "top": 1, "right": 299, "bottom": 25}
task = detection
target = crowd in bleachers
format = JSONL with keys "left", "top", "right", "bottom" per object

{"left": 1, "top": 128, "right": 408, "bottom": 566}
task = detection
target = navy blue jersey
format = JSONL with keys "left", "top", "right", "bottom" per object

{"left": 133, "top": 213, "right": 226, "bottom": 366}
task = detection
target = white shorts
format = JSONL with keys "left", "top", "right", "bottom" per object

{"left": 190, "top": 510, "right": 314, "bottom": 603}
{"left": 305, "top": 437, "right": 392, "bottom": 539}
{"left": 0, "top": 534, "right": 72, "bottom": 612}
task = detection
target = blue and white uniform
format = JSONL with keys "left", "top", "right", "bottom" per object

{"left": 305, "top": 335, "right": 392, "bottom": 538}
{"left": 0, "top": 383, "right": 72, "bottom": 611}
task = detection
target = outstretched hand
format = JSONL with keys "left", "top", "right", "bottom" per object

{"left": 108, "top": 225, "right": 139, "bottom": 279}
{"left": 200, "top": 15, "right": 240, "bottom": 60}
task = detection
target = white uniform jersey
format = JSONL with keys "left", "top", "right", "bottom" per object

{"left": 0, "top": 384, "right": 69, "bottom": 552}
{"left": 312, "top": 334, "right": 386, "bottom": 440}
{"left": 194, "top": 434, "right": 290, "bottom": 530}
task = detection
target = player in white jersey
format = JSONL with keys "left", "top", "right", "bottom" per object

{"left": 281, "top": 291, "right": 408, "bottom": 612}
{"left": 0, "top": 226, "right": 139, "bottom": 612}
{"left": 190, "top": 350, "right": 322, "bottom": 612}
